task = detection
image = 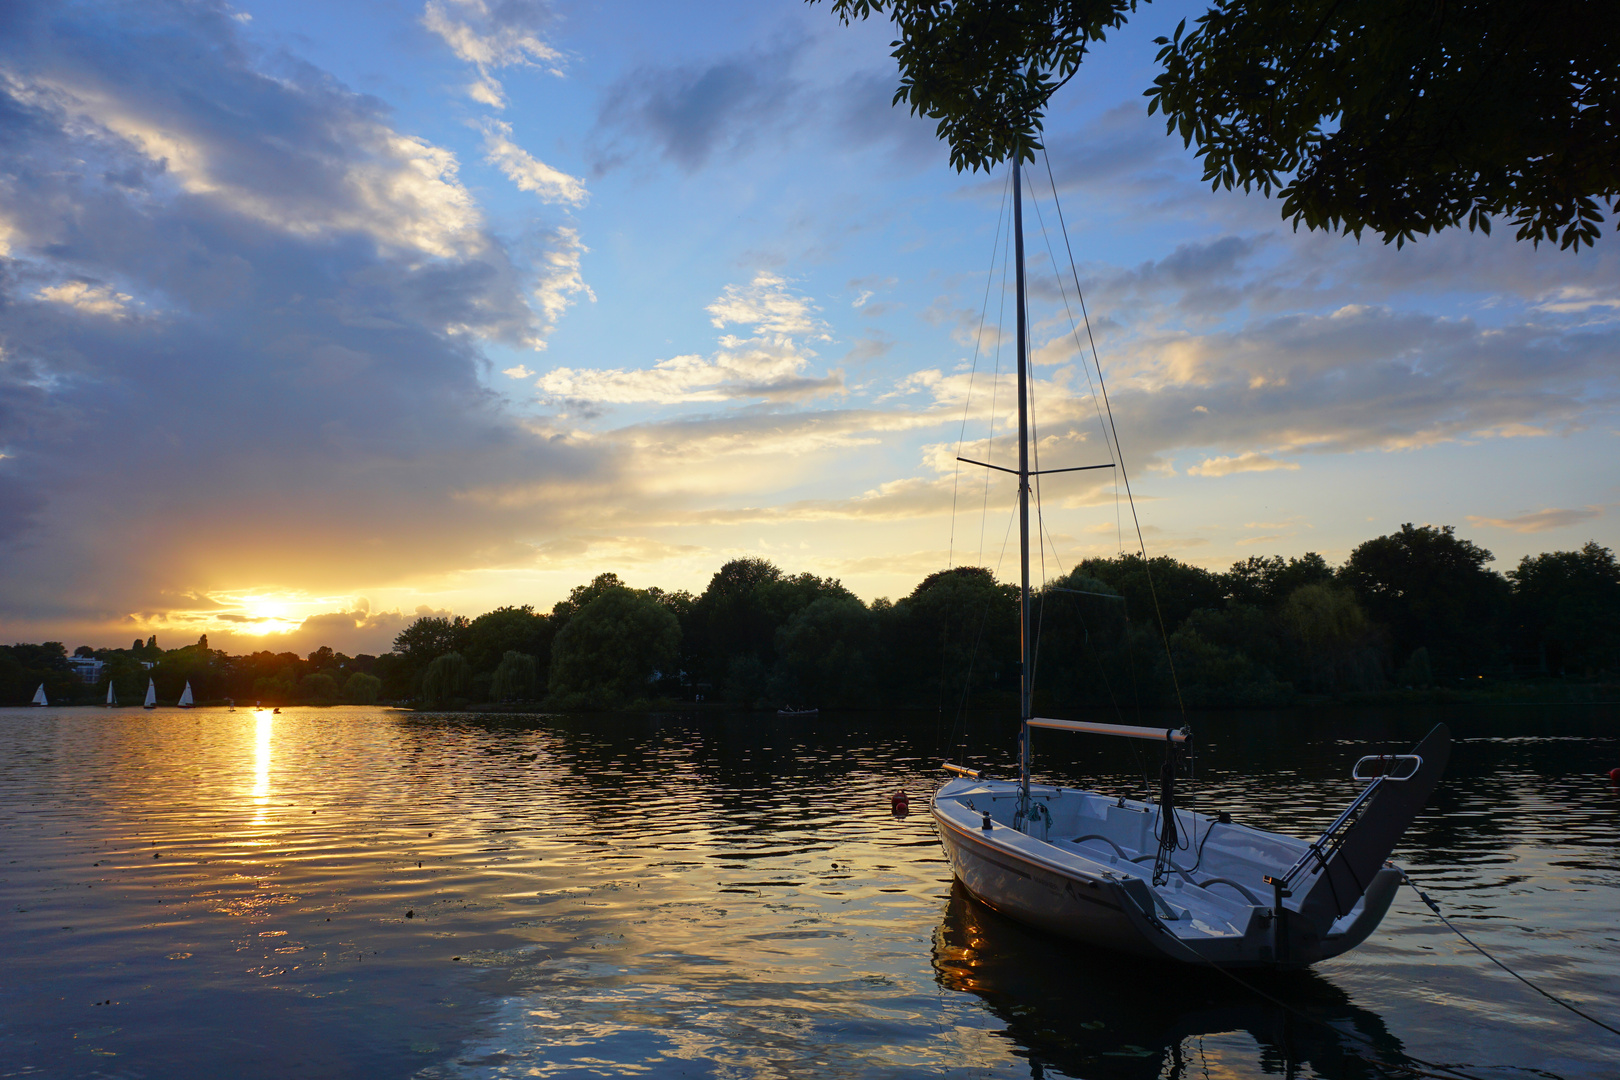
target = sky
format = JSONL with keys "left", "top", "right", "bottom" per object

{"left": 1, "top": 0, "right": 1616, "bottom": 657}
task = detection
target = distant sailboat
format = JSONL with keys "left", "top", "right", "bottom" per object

{"left": 31, "top": 684, "right": 47, "bottom": 707}
{"left": 106, "top": 681, "right": 117, "bottom": 707}
{"left": 178, "top": 681, "right": 195, "bottom": 709}
{"left": 143, "top": 678, "right": 157, "bottom": 710}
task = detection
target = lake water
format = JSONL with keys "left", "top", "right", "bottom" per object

{"left": 1, "top": 705, "right": 1616, "bottom": 1079}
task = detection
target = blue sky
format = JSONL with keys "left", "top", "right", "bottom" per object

{"left": 1, "top": 0, "right": 1616, "bottom": 655}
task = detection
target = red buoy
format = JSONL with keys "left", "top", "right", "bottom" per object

{"left": 1608, "top": 767, "right": 1620, "bottom": 781}
{"left": 890, "top": 791, "right": 910, "bottom": 815}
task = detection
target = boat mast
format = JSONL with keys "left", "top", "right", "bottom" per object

{"left": 1013, "top": 156, "right": 1032, "bottom": 807}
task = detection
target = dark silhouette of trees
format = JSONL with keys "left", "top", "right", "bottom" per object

{"left": 1339, "top": 523, "right": 1510, "bottom": 677}
{"left": 10, "top": 527, "right": 1619, "bottom": 708}
{"left": 548, "top": 586, "right": 680, "bottom": 709}
{"left": 1509, "top": 542, "right": 1620, "bottom": 675}
{"left": 815, "top": 0, "right": 1620, "bottom": 249}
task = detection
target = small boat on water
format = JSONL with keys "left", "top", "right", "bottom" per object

{"left": 178, "top": 682, "right": 194, "bottom": 709}
{"left": 31, "top": 684, "right": 47, "bottom": 707}
{"left": 933, "top": 158, "right": 1449, "bottom": 970}
{"left": 143, "top": 678, "right": 157, "bottom": 710}
{"left": 105, "top": 681, "right": 117, "bottom": 707}
{"left": 776, "top": 706, "right": 818, "bottom": 717}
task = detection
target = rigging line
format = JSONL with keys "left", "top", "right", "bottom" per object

{"left": 951, "top": 169, "right": 1013, "bottom": 572}
{"left": 1402, "top": 872, "right": 1620, "bottom": 1039}
{"left": 1041, "top": 148, "right": 1187, "bottom": 716}
{"left": 1025, "top": 168, "right": 1123, "bottom": 551}
{"left": 980, "top": 214, "right": 1014, "bottom": 569}
{"left": 941, "top": 172, "right": 1012, "bottom": 761}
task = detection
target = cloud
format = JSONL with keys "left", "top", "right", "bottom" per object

{"left": 422, "top": 0, "right": 561, "bottom": 106}
{"left": 36, "top": 279, "right": 133, "bottom": 316}
{"left": 707, "top": 272, "right": 825, "bottom": 338}
{"left": 592, "top": 44, "right": 802, "bottom": 172}
{"left": 477, "top": 118, "right": 587, "bottom": 206}
{"left": 1466, "top": 507, "right": 1604, "bottom": 533}
{"left": 538, "top": 272, "right": 838, "bottom": 404}
{"left": 0, "top": 0, "right": 607, "bottom": 638}
{"left": 1185, "top": 452, "right": 1301, "bottom": 477}
{"left": 530, "top": 225, "right": 594, "bottom": 339}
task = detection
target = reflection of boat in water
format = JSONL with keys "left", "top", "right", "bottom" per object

{"left": 933, "top": 882, "right": 1414, "bottom": 1079}
{"left": 933, "top": 159, "right": 1449, "bottom": 969}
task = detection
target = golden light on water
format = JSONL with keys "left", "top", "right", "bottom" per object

{"left": 251, "top": 710, "right": 272, "bottom": 825}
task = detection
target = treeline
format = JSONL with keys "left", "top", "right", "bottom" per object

{"left": 6, "top": 524, "right": 1618, "bottom": 710}
{"left": 0, "top": 636, "right": 387, "bottom": 709}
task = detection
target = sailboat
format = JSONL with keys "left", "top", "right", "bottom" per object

{"left": 178, "top": 681, "right": 195, "bottom": 709}
{"left": 143, "top": 678, "right": 157, "bottom": 710}
{"left": 932, "top": 158, "right": 1449, "bottom": 969}
{"left": 31, "top": 683, "right": 47, "bottom": 707}
{"left": 106, "top": 681, "right": 117, "bottom": 707}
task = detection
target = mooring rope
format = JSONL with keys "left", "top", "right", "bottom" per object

{"left": 1401, "top": 871, "right": 1620, "bottom": 1039}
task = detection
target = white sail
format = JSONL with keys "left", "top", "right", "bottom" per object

{"left": 31, "top": 683, "right": 47, "bottom": 706}
{"left": 107, "top": 681, "right": 117, "bottom": 706}
{"left": 178, "top": 681, "right": 194, "bottom": 708}
{"left": 143, "top": 678, "right": 157, "bottom": 709}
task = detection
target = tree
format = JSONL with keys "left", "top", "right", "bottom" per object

{"left": 490, "top": 651, "right": 540, "bottom": 702}
{"left": 420, "top": 652, "right": 471, "bottom": 708}
{"left": 770, "top": 595, "right": 876, "bottom": 707}
{"left": 548, "top": 587, "right": 680, "bottom": 709}
{"left": 392, "top": 616, "right": 470, "bottom": 674}
{"left": 1224, "top": 553, "right": 1334, "bottom": 609}
{"left": 815, "top": 0, "right": 1619, "bottom": 248}
{"left": 1074, "top": 552, "right": 1226, "bottom": 634}
{"left": 1340, "top": 524, "right": 1510, "bottom": 677}
{"left": 300, "top": 672, "right": 341, "bottom": 703}
{"left": 464, "top": 606, "right": 552, "bottom": 676}
{"left": 341, "top": 671, "right": 381, "bottom": 705}
{"left": 887, "top": 566, "right": 1019, "bottom": 705}
{"left": 1279, "top": 583, "right": 1384, "bottom": 695}
{"left": 1509, "top": 542, "right": 1620, "bottom": 675}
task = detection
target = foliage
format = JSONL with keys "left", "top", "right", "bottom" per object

{"left": 888, "top": 566, "right": 1019, "bottom": 706}
{"left": 342, "top": 671, "right": 381, "bottom": 704}
{"left": 1509, "top": 542, "right": 1620, "bottom": 674}
{"left": 464, "top": 606, "right": 553, "bottom": 684}
{"left": 1148, "top": 0, "right": 1620, "bottom": 250}
{"left": 490, "top": 651, "right": 539, "bottom": 702}
{"left": 1224, "top": 553, "right": 1333, "bottom": 609}
{"left": 420, "top": 652, "right": 471, "bottom": 708}
{"left": 548, "top": 586, "right": 681, "bottom": 709}
{"left": 13, "top": 529, "right": 1620, "bottom": 709}
{"left": 392, "top": 616, "right": 471, "bottom": 675}
{"left": 1340, "top": 523, "right": 1510, "bottom": 677}
{"left": 815, "top": 0, "right": 1620, "bottom": 248}
{"left": 816, "top": 0, "right": 1137, "bottom": 172}
{"left": 770, "top": 595, "right": 877, "bottom": 708}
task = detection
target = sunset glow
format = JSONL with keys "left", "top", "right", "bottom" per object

{"left": 0, "top": 0, "right": 1614, "bottom": 655}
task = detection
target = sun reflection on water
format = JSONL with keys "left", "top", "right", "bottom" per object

{"left": 251, "top": 710, "right": 272, "bottom": 826}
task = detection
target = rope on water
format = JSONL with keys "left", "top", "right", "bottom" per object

{"left": 1401, "top": 871, "right": 1620, "bottom": 1039}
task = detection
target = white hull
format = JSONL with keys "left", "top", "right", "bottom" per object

{"left": 932, "top": 728, "right": 1445, "bottom": 970}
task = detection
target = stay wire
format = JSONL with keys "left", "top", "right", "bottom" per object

{"left": 951, "top": 170, "right": 1012, "bottom": 571}
{"left": 942, "top": 170, "right": 1011, "bottom": 763}
{"left": 1401, "top": 871, "right": 1620, "bottom": 1039}
{"left": 1040, "top": 149, "right": 1187, "bottom": 716}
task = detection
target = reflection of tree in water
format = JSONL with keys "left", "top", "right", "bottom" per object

{"left": 932, "top": 883, "right": 1416, "bottom": 1080}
